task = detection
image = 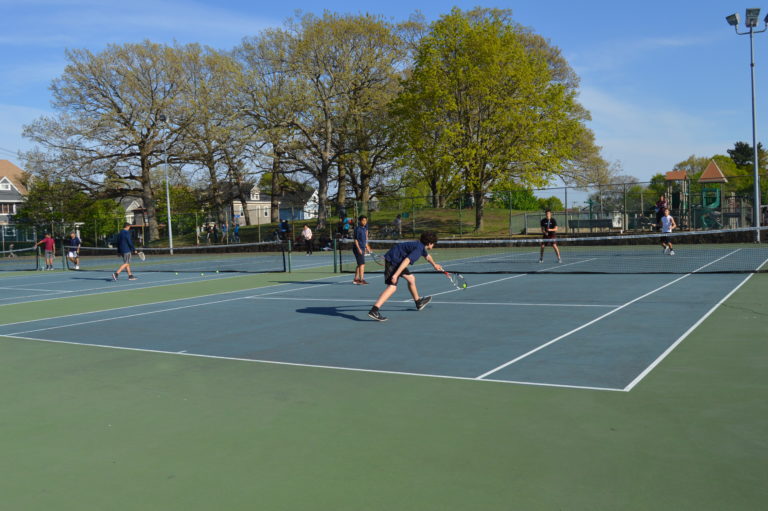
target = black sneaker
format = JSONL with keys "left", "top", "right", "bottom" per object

{"left": 368, "top": 309, "right": 388, "bottom": 322}
{"left": 128, "top": 275, "right": 137, "bottom": 281}
{"left": 111, "top": 272, "right": 118, "bottom": 281}
{"left": 415, "top": 296, "right": 432, "bottom": 311}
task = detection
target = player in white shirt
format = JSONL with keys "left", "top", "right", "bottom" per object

{"left": 660, "top": 208, "right": 677, "bottom": 256}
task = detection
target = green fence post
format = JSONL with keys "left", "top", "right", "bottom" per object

{"left": 333, "top": 237, "right": 338, "bottom": 273}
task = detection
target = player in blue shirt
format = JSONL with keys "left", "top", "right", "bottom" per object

{"left": 367, "top": 231, "right": 443, "bottom": 322}
{"left": 353, "top": 215, "right": 370, "bottom": 284}
{"left": 66, "top": 231, "right": 81, "bottom": 270}
{"left": 112, "top": 223, "right": 137, "bottom": 281}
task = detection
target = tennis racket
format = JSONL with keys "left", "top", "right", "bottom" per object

{"left": 443, "top": 271, "right": 468, "bottom": 290}
{"left": 137, "top": 251, "right": 146, "bottom": 261}
{"left": 368, "top": 252, "right": 385, "bottom": 265}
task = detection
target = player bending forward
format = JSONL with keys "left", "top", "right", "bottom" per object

{"left": 660, "top": 208, "right": 677, "bottom": 255}
{"left": 368, "top": 231, "right": 443, "bottom": 322}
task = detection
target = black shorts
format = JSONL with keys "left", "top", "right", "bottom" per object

{"left": 384, "top": 259, "right": 411, "bottom": 286}
{"left": 661, "top": 235, "right": 670, "bottom": 244}
{"left": 541, "top": 234, "right": 557, "bottom": 245}
{"left": 353, "top": 248, "right": 366, "bottom": 266}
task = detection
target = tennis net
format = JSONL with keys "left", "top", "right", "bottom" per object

{"left": 338, "top": 227, "right": 768, "bottom": 274}
{"left": 68, "top": 241, "right": 287, "bottom": 273}
{"left": 0, "top": 246, "right": 39, "bottom": 271}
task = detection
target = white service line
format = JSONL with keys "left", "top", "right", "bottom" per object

{"left": 252, "top": 296, "right": 620, "bottom": 307}
{"left": 0, "top": 333, "right": 625, "bottom": 391}
{"left": 0, "top": 287, "right": 74, "bottom": 293}
{"left": 475, "top": 248, "right": 744, "bottom": 381}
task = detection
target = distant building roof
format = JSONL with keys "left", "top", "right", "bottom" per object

{"left": 698, "top": 160, "right": 728, "bottom": 184}
{"left": 665, "top": 170, "right": 688, "bottom": 181}
{"left": 0, "top": 160, "right": 28, "bottom": 194}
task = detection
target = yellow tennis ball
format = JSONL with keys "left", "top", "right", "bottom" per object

{"left": 200, "top": 273, "right": 205, "bottom": 276}
{"left": 175, "top": 272, "right": 178, "bottom": 276}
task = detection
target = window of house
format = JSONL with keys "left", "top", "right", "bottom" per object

{"left": 0, "top": 203, "right": 15, "bottom": 214}
{"left": 0, "top": 183, "right": 11, "bottom": 191}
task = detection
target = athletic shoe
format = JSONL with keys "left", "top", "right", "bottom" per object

{"left": 415, "top": 296, "right": 432, "bottom": 311}
{"left": 669, "top": 250, "right": 675, "bottom": 256}
{"left": 75, "top": 265, "right": 79, "bottom": 270}
{"left": 353, "top": 279, "right": 360, "bottom": 285}
{"left": 368, "top": 309, "right": 388, "bottom": 322}
{"left": 359, "top": 280, "right": 369, "bottom": 285}
{"left": 111, "top": 272, "right": 118, "bottom": 281}
{"left": 128, "top": 275, "right": 137, "bottom": 280}
{"left": 663, "top": 247, "right": 670, "bottom": 255}
{"left": 557, "top": 258, "right": 562, "bottom": 263}
{"left": 538, "top": 258, "right": 543, "bottom": 263}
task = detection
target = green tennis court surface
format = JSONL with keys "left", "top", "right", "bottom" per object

{"left": 1, "top": 256, "right": 766, "bottom": 509}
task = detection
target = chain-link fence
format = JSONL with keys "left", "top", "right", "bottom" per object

{"left": 331, "top": 176, "right": 764, "bottom": 239}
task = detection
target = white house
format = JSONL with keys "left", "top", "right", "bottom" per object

{"left": 0, "top": 160, "right": 29, "bottom": 241}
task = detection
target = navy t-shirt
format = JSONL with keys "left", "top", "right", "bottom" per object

{"left": 116, "top": 229, "right": 134, "bottom": 254}
{"left": 385, "top": 241, "right": 427, "bottom": 266}
{"left": 67, "top": 236, "right": 81, "bottom": 249}
{"left": 354, "top": 225, "right": 368, "bottom": 253}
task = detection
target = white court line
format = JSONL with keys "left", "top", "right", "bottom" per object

{"left": 475, "top": 249, "right": 744, "bottom": 381}
{"left": 3, "top": 277, "right": 351, "bottom": 336}
{"left": 251, "top": 296, "right": 619, "bottom": 307}
{"left": 0, "top": 333, "right": 624, "bottom": 392}
{"left": 622, "top": 255, "right": 768, "bottom": 391}
{"left": 0, "top": 272, "right": 231, "bottom": 305}
{"left": 0, "top": 273, "right": 345, "bottom": 329}
{"left": 0, "top": 287, "right": 73, "bottom": 293}
{"left": 537, "top": 258, "right": 597, "bottom": 271}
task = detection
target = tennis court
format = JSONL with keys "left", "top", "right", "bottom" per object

{"left": 1, "top": 232, "right": 766, "bottom": 510}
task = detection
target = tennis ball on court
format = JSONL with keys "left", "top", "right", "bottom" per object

{"left": 216, "top": 270, "right": 219, "bottom": 273}
{"left": 462, "top": 283, "right": 467, "bottom": 288}
{"left": 200, "top": 273, "right": 205, "bottom": 276}
{"left": 175, "top": 272, "right": 178, "bottom": 276}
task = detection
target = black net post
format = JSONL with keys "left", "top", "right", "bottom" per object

{"left": 333, "top": 237, "right": 338, "bottom": 273}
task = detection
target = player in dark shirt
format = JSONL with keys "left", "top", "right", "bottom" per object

{"left": 367, "top": 231, "right": 443, "bottom": 322}
{"left": 539, "top": 209, "right": 562, "bottom": 263}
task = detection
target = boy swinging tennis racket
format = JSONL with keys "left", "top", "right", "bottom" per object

{"left": 368, "top": 232, "right": 443, "bottom": 322}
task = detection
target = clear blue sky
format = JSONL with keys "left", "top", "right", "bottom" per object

{"left": 0, "top": 0, "right": 765, "bottom": 190}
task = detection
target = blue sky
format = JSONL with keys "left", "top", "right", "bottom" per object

{"left": 0, "top": 0, "right": 765, "bottom": 192}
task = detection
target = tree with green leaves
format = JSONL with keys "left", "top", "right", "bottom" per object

{"left": 22, "top": 41, "right": 187, "bottom": 241}
{"left": 393, "top": 8, "right": 603, "bottom": 230}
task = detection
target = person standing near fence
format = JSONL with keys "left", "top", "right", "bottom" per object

{"left": 233, "top": 222, "right": 240, "bottom": 243}
{"left": 655, "top": 194, "right": 668, "bottom": 230}
{"left": 301, "top": 224, "right": 313, "bottom": 255}
{"left": 34, "top": 233, "right": 56, "bottom": 270}
{"left": 393, "top": 214, "right": 402, "bottom": 238}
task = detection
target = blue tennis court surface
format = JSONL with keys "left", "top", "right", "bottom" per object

{"left": 0, "top": 265, "right": 754, "bottom": 392}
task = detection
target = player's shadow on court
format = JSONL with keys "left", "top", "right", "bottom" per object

{"left": 296, "top": 306, "right": 365, "bottom": 321}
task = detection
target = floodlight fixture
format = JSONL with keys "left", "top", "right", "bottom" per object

{"left": 725, "top": 8, "right": 766, "bottom": 241}
{"left": 746, "top": 8, "right": 761, "bottom": 27}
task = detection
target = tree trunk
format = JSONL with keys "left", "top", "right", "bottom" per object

{"left": 270, "top": 149, "right": 282, "bottom": 222}
{"left": 140, "top": 155, "right": 159, "bottom": 241}
{"left": 473, "top": 190, "right": 485, "bottom": 232}
{"left": 337, "top": 159, "right": 347, "bottom": 217}
{"left": 315, "top": 164, "right": 330, "bottom": 231}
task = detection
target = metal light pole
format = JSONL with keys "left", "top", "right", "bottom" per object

{"left": 158, "top": 114, "right": 174, "bottom": 254}
{"left": 726, "top": 9, "right": 767, "bottom": 242}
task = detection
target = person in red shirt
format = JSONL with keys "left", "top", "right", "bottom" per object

{"left": 34, "top": 233, "right": 56, "bottom": 271}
